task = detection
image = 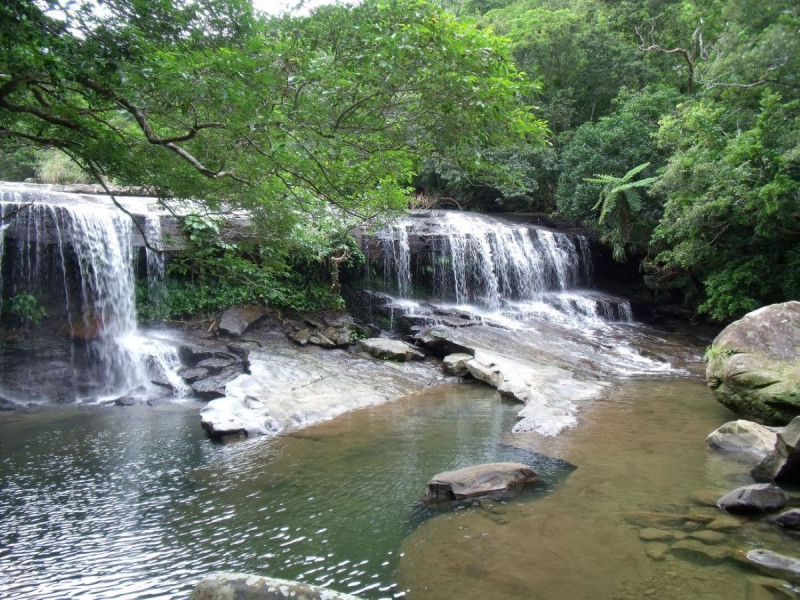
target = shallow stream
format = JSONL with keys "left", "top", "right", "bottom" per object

{"left": 2, "top": 355, "right": 798, "bottom": 600}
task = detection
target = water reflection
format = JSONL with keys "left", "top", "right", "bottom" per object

{"left": 0, "top": 385, "right": 572, "bottom": 599}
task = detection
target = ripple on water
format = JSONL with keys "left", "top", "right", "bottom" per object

{"left": 0, "top": 389, "right": 569, "bottom": 599}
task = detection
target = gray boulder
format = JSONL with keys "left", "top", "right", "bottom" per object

{"left": 357, "top": 338, "right": 424, "bottom": 361}
{"left": 751, "top": 416, "right": 800, "bottom": 484}
{"left": 190, "top": 572, "right": 360, "bottom": 600}
{"left": 216, "top": 305, "right": 269, "bottom": 338}
{"left": 717, "top": 483, "right": 788, "bottom": 513}
{"left": 425, "top": 462, "right": 540, "bottom": 502}
{"left": 774, "top": 509, "right": 800, "bottom": 531}
{"left": 706, "top": 420, "right": 779, "bottom": 458}
{"left": 706, "top": 301, "right": 800, "bottom": 424}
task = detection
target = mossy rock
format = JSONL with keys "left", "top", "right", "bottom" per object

{"left": 706, "top": 302, "right": 800, "bottom": 424}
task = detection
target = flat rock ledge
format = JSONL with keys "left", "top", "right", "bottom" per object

{"left": 189, "top": 572, "right": 359, "bottom": 600}
{"left": 425, "top": 462, "right": 541, "bottom": 502}
{"left": 356, "top": 338, "right": 425, "bottom": 361}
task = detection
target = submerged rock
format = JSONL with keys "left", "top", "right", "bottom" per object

{"left": 425, "top": 462, "right": 541, "bottom": 502}
{"left": 706, "top": 301, "right": 800, "bottom": 424}
{"left": 706, "top": 420, "right": 778, "bottom": 458}
{"left": 189, "top": 572, "right": 360, "bottom": 600}
{"left": 356, "top": 338, "right": 425, "bottom": 361}
{"left": 739, "top": 549, "right": 800, "bottom": 584}
{"left": 717, "top": 483, "right": 788, "bottom": 513}
{"left": 670, "top": 539, "right": 729, "bottom": 563}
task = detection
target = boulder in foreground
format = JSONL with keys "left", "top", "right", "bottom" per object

{"left": 706, "top": 301, "right": 800, "bottom": 424}
{"left": 706, "top": 420, "right": 778, "bottom": 458}
{"left": 716, "top": 483, "right": 788, "bottom": 513}
{"left": 426, "top": 462, "right": 540, "bottom": 502}
{"left": 190, "top": 572, "right": 360, "bottom": 600}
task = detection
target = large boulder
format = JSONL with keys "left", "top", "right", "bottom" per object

{"left": 190, "top": 572, "right": 360, "bottom": 600}
{"left": 737, "top": 549, "right": 800, "bottom": 584}
{"left": 706, "top": 420, "right": 778, "bottom": 458}
{"left": 356, "top": 338, "right": 424, "bottom": 361}
{"left": 425, "top": 462, "right": 541, "bottom": 502}
{"left": 706, "top": 301, "right": 800, "bottom": 424}
{"left": 716, "top": 483, "right": 788, "bottom": 513}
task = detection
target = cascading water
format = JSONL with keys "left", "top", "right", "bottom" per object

{"left": 367, "top": 211, "right": 631, "bottom": 328}
{"left": 364, "top": 210, "right": 675, "bottom": 380}
{"left": 0, "top": 186, "right": 184, "bottom": 402}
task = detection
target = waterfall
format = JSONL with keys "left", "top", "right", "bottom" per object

{"left": 366, "top": 211, "right": 631, "bottom": 328}
{"left": 0, "top": 188, "right": 183, "bottom": 402}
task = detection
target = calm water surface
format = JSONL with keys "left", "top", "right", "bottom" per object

{"left": 0, "top": 385, "right": 570, "bottom": 599}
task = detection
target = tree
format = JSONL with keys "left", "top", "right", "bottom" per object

{"left": 0, "top": 0, "right": 543, "bottom": 227}
{"left": 584, "top": 162, "right": 657, "bottom": 260}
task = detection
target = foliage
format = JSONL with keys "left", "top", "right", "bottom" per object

{"left": 584, "top": 162, "right": 658, "bottom": 260}
{"left": 6, "top": 292, "right": 46, "bottom": 327}
{"left": 648, "top": 91, "right": 800, "bottom": 321}
{"left": 35, "top": 149, "right": 89, "bottom": 184}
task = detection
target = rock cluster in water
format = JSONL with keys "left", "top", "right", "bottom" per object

{"left": 706, "top": 301, "right": 800, "bottom": 424}
{"left": 190, "top": 572, "right": 360, "bottom": 600}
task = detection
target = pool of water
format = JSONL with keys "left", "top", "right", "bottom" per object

{"left": 0, "top": 384, "right": 572, "bottom": 599}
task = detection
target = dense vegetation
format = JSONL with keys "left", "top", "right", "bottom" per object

{"left": 1, "top": 0, "right": 797, "bottom": 321}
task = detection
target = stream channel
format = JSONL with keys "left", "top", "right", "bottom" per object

{"left": 1, "top": 185, "right": 797, "bottom": 599}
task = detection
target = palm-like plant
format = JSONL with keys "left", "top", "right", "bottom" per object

{"left": 584, "top": 162, "right": 658, "bottom": 261}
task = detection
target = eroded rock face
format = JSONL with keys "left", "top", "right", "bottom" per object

{"left": 706, "top": 301, "right": 800, "bottom": 424}
{"left": 189, "top": 572, "right": 360, "bottom": 600}
{"left": 425, "top": 462, "right": 541, "bottom": 502}
{"left": 706, "top": 420, "right": 778, "bottom": 458}
{"left": 716, "top": 483, "right": 788, "bottom": 514}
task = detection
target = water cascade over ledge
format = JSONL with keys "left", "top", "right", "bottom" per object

{"left": 0, "top": 184, "right": 184, "bottom": 403}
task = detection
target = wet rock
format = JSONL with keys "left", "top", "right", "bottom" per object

{"left": 644, "top": 542, "right": 671, "bottom": 561}
{"left": 179, "top": 344, "right": 238, "bottom": 367}
{"left": 773, "top": 509, "right": 800, "bottom": 531}
{"left": 689, "top": 530, "right": 726, "bottom": 545}
{"left": 706, "top": 301, "right": 800, "bottom": 424}
{"left": 216, "top": 305, "right": 269, "bottom": 338}
{"left": 744, "top": 576, "right": 799, "bottom": 600}
{"left": 685, "top": 507, "right": 720, "bottom": 523}
{"left": 425, "top": 462, "right": 541, "bottom": 502}
{"left": 443, "top": 353, "right": 473, "bottom": 377}
{"left": 0, "top": 396, "right": 22, "bottom": 411}
{"left": 414, "top": 327, "right": 474, "bottom": 356}
{"left": 638, "top": 528, "right": 678, "bottom": 542}
{"left": 752, "top": 416, "right": 800, "bottom": 484}
{"left": 179, "top": 367, "right": 210, "bottom": 383}
{"left": 357, "top": 338, "right": 424, "bottom": 361}
{"left": 707, "top": 515, "right": 743, "bottom": 532}
{"left": 691, "top": 490, "right": 726, "bottom": 507}
{"left": 623, "top": 512, "right": 688, "bottom": 529}
{"left": 191, "top": 368, "right": 242, "bottom": 400}
{"left": 717, "top": 483, "right": 789, "bottom": 513}
{"left": 670, "top": 539, "right": 729, "bottom": 563}
{"left": 196, "top": 357, "right": 238, "bottom": 372}
{"left": 740, "top": 549, "right": 800, "bottom": 584}
{"left": 706, "top": 420, "right": 779, "bottom": 458}
{"left": 189, "top": 572, "right": 361, "bottom": 600}
{"left": 113, "top": 395, "right": 141, "bottom": 406}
